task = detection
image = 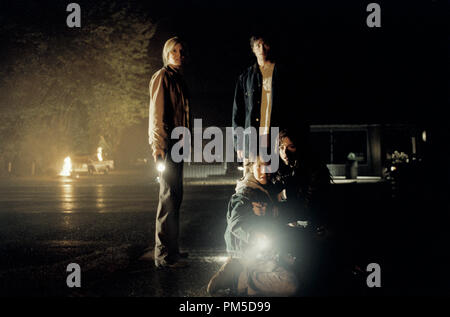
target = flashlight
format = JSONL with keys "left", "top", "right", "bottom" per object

{"left": 155, "top": 156, "right": 165, "bottom": 184}
{"left": 255, "top": 234, "right": 271, "bottom": 251}
{"left": 156, "top": 157, "right": 166, "bottom": 173}
{"left": 252, "top": 233, "right": 272, "bottom": 259}
{"left": 256, "top": 236, "right": 270, "bottom": 251}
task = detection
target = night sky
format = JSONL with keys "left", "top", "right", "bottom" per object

{"left": 142, "top": 0, "right": 447, "bottom": 128}
{"left": 0, "top": 0, "right": 447, "bottom": 127}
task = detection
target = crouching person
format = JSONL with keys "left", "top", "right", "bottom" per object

{"left": 207, "top": 156, "right": 299, "bottom": 296}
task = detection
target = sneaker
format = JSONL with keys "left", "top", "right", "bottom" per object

{"left": 207, "top": 258, "right": 242, "bottom": 295}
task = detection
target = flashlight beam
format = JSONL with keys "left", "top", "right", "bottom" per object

{"left": 156, "top": 162, "right": 166, "bottom": 172}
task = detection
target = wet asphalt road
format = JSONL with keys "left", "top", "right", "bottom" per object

{"left": 0, "top": 170, "right": 233, "bottom": 296}
{"left": 0, "top": 170, "right": 448, "bottom": 297}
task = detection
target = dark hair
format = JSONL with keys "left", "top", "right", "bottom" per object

{"left": 279, "top": 128, "right": 303, "bottom": 147}
{"left": 249, "top": 31, "right": 279, "bottom": 62}
{"left": 279, "top": 128, "right": 332, "bottom": 184}
{"left": 249, "top": 33, "right": 273, "bottom": 49}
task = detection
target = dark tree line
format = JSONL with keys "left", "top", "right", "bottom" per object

{"left": 0, "top": 2, "right": 159, "bottom": 175}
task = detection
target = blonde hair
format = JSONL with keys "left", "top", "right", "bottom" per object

{"left": 250, "top": 155, "right": 270, "bottom": 169}
{"left": 162, "top": 36, "right": 186, "bottom": 66}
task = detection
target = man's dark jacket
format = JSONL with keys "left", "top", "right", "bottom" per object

{"left": 232, "top": 63, "right": 303, "bottom": 155}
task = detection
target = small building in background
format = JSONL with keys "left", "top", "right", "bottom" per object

{"left": 310, "top": 123, "right": 425, "bottom": 178}
{"left": 158, "top": 124, "right": 426, "bottom": 180}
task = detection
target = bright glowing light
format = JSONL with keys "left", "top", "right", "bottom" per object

{"left": 59, "top": 157, "right": 72, "bottom": 176}
{"left": 156, "top": 162, "right": 166, "bottom": 173}
{"left": 422, "top": 130, "right": 427, "bottom": 142}
{"left": 391, "top": 166, "right": 397, "bottom": 171}
{"left": 255, "top": 234, "right": 271, "bottom": 251}
{"left": 97, "top": 147, "right": 103, "bottom": 162}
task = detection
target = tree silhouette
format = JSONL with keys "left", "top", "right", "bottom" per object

{"left": 0, "top": 2, "right": 158, "bottom": 174}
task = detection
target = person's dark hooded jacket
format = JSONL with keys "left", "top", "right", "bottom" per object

{"left": 272, "top": 148, "right": 332, "bottom": 225}
{"left": 224, "top": 174, "right": 277, "bottom": 257}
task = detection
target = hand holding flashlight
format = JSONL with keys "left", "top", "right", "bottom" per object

{"left": 253, "top": 233, "right": 271, "bottom": 251}
{"left": 152, "top": 150, "right": 166, "bottom": 185}
{"left": 249, "top": 232, "right": 273, "bottom": 260}
{"left": 153, "top": 149, "right": 166, "bottom": 174}
{"left": 156, "top": 156, "right": 166, "bottom": 174}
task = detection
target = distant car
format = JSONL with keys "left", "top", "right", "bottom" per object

{"left": 88, "top": 159, "right": 114, "bottom": 175}
{"left": 134, "top": 158, "right": 148, "bottom": 167}
{"left": 70, "top": 155, "right": 114, "bottom": 176}
{"left": 70, "top": 156, "right": 90, "bottom": 177}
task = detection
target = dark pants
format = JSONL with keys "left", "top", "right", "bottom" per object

{"left": 154, "top": 155, "right": 183, "bottom": 265}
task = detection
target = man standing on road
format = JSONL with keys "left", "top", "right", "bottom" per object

{"left": 144, "top": 36, "right": 190, "bottom": 269}
{"left": 232, "top": 33, "right": 291, "bottom": 176}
